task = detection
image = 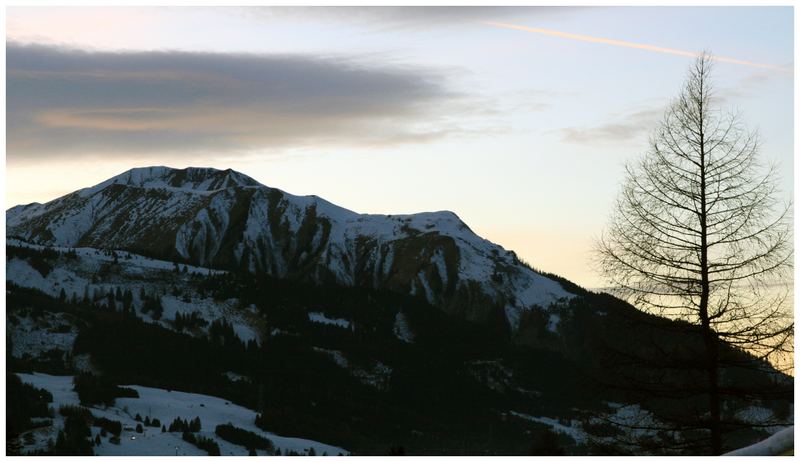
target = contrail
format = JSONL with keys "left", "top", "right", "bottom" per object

{"left": 485, "top": 21, "right": 792, "bottom": 73}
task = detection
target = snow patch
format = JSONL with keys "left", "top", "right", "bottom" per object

{"left": 392, "top": 312, "right": 414, "bottom": 343}
{"left": 308, "top": 312, "right": 350, "bottom": 329}
{"left": 8, "top": 312, "right": 77, "bottom": 359}
{"left": 416, "top": 271, "right": 434, "bottom": 304}
{"left": 547, "top": 313, "right": 561, "bottom": 333}
{"left": 735, "top": 405, "right": 776, "bottom": 425}
{"left": 313, "top": 348, "right": 392, "bottom": 390}
{"left": 509, "top": 411, "right": 588, "bottom": 444}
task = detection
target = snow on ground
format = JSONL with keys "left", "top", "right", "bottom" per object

{"left": 723, "top": 426, "right": 794, "bottom": 456}
{"left": 504, "top": 304, "right": 523, "bottom": 334}
{"left": 8, "top": 312, "right": 77, "bottom": 359}
{"left": 7, "top": 240, "right": 261, "bottom": 346}
{"left": 416, "top": 271, "right": 434, "bottom": 304}
{"left": 230, "top": 321, "right": 260, "bottom": 345}
{"left": 313, "top": 348, "right": 392, "bottom": 390}
{"left": 547, "top": 313, "right": 561, "bottom": 333}
{"left": 313, "top": 348, "right": 350, "bottom": 369}
{"left": 259, "top": 195, "right": 575, "bottom": 333}
{"left": 19, "top": 373, "right": 82, "bottom": 407}
{"left": 308, "top": 312, "right": 350, "bottom": 329}
{"left": 352, "top": 362, "right": 392, "bottom": 390}
{"left": 224, "top": 371, "right": 249, "bottom": 383}
{"left": 509, "top": 411, "right": 588, "bottom": 444}
{"left": 6, "top": 258, "right": 90, "bottom": 300}
{"left": 510, "top": 275, "right": 572, "bottom": 319}
{"left": 430, "top": 249, "right": 449, "bottom": 287}
{"left": 269, "top": 328, "right": 296, "bottom": 337}
{"left": 735, "top": 405, "right": 776, "bottom": 425}
{"left": 76, "top": 167, "right": 261, "bottom": 197}
{"left": 72, "top": 354, "right": 100, "bottom": 374}
{"left": 381, "top": 245, "right": 395, "bottom": 277}
{"left": 467, "top": 360, "right": 515, "bottom": 393}
{"left": 7, "top": 239, "right": 225, "bottom": 277}
{"left": 466, "top": 361, "right": 541, "bottom": 398}
{"left": 594, "top": 403, "right": 672, "bottom": 440}
{"left": 509, "top": 403, "right": 680, "bottom": 449}
{"left": 174, "top": 192, "right": 236, "bottom": 265}
{"left": 392, "top": 312, "right": 414, "bottom": 343}
{"left": 17, "top": 373, "right": 348, "bottom": 456}
{"left": 158, "top": 295, "right": 260, "bottom": 345}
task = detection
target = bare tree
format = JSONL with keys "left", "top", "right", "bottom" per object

{"left": 596, "top": 54, "right": 793, "bottom": 455}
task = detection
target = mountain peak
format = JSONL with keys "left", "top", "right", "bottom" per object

{"left": 7, "top": 165, "right": 574, "bottom": 332}
{"left": 81, "top": 166, "right": 261, "bottom": 196}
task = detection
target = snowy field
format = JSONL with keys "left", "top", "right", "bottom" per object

{"left": 17, "top": 373, "right": 348, "bottom": 456}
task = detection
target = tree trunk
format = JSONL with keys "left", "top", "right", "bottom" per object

{"left": 697, "top": 71, "right": 722, "bottom": 455}
{"left": 703, "top": 327, "right": 722, "bottom": 454}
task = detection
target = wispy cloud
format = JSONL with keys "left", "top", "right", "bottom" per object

{"left": 485, "top": 21, "right": 792, "bottom": 73}
{"left": 556, "top": 108, "right": 663, "bottom": 145}
{"left": 238, "top": 6, "right": 579, "bottom": 30}
{"left": 716, "top": 71, "right": 774, "bottom": 104}
{"left": 7, "top": 43, "right": 465, "bottom": 162}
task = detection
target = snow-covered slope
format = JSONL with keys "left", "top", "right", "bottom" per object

{"left": 7, "top": 166, "right": 572, "bottom": 330}
{"left": 16, "top": 373, "right": 347, "bottom": 456}
{"left": 6, "top": 239, "right": 261, "bottom": 347}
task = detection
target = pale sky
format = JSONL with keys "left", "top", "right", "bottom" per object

{"left": 5, "top": 6, "right": 794, "bottom": 289}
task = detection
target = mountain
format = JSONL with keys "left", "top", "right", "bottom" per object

{"left": 7, "top": 166, "right": 572, "bottom": 331}
{"left": 6, "top": 166, "right": 792, "bottom": 456}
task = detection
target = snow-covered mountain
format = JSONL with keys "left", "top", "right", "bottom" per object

{"left": 7, "top": 166, "right": 571, "bottom": 330}
{"left": 6, "top": 166, "right": 792, "bottom": 456}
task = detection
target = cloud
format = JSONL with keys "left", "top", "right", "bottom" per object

{"left": 237, "top": 6, "right": 579, "bottom": 30}
{"left": 557, "top": 108, "right": 663, "bottom": 145}
{"left": 716, "top": 71, "right": 773, "bottom": 104}
{"left": 7, "top": 43, "right": 463, "bottom": 163}
{"left": 558, "top": 68, "right": 781, "bottom": 147}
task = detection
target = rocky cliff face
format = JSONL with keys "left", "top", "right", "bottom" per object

{"left": 7, "top": 166, "right": 572, "bottom": 330}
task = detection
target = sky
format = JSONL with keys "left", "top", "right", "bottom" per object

{"left": 5, "top": 6, "right": 794, "bottom": 289}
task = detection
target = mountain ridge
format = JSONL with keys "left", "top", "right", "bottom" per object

{"left": 7, "top": 166, "right": 573, "bottom": 332}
